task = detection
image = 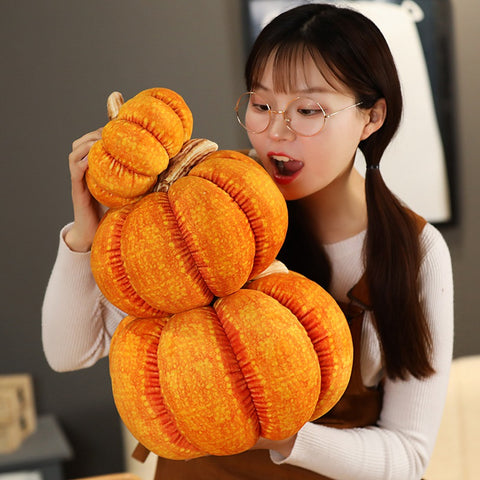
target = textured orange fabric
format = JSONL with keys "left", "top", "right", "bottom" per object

{"left": 190, "top": 151, "right": 289, "bottom": 278}
{"left": 140, "top": 304, "right": 374, "bottom": 479}
{"left": 110, "top": 272, "right": 352, "bottom": 460}
{"left": 247, "top": 272, "right": 353, "bottom": 420}
{"left": 86, "top": 88, "right": 193, "bottom": 207}
{"left": 139, "top": 212, "right": 429, "bottom": 478}
{"left": 144, "top": 282, "right": 377, "bottom": 479}
{"left": 91, "top": 151, "right": 288, "bottom": 316}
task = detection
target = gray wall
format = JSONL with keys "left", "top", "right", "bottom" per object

{"left": 0, "top": 0, "right": 478, "bottom": 477}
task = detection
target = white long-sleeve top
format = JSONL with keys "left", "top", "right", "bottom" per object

{"left": 42, "top": 221, "right": 453, "bottom": 480}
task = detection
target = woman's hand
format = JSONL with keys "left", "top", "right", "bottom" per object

{"left": 251, "top": 434, "right": 297, "bottom": 458}
{"left": 64, "top": 128, "right": 104, "bottom": 252}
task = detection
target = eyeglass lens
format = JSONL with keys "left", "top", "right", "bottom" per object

{"left": 235, "top": 92, "right": 326, "bottom": 136}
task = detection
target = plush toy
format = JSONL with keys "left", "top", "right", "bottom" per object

{"left": 88, "top": 88, "right": 352, "bottom": 462}
{"left": 91, "top": 141, "right": 288, "bottom": 316}
{"left": 86, "top": 88, "right": 193, "bottom": 208}
{"left": 109, "top": 271, "right": 353, "bottom": 460}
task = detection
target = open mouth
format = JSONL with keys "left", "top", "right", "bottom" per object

{"left": 270, "top": 154, "right": 304, "bottom": 178}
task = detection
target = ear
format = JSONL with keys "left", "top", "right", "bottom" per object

{"left": 360, "top": 98, "right": 387, "bottom": 141}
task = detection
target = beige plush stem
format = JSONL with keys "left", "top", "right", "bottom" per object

{"left": 107, "top": 91, "right": 125, "bottom": 120}
{"left": 154, "top": 138, "right": 218, "bottom": 192}
{"left": 251, "top": 260, "right": 289, "bottom": 280}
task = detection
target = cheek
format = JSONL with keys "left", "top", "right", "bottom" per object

{"left": 302, "top": 140, "right": 336, "bottom": 172}
{"left": 248, "top": 134, "right": 270, "bottom": 168}
{"left": 307, "top": 126, "right": 359, "bottom": 163}
{"left": 301, "top": 137, "right": 356, "bottom": 184}
{"left": 247, "top": 133, "right": 262, "bottom": 154}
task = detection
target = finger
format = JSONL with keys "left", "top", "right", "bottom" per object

{"left": 69, "top": 139, "right": 97, "bottom": 166}
{"left": 72, "top": 127, "right": 103, "bottom": 151}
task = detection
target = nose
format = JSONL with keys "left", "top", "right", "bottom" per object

{"left": 268, "top": 111, "right": 295, "bottom": 141}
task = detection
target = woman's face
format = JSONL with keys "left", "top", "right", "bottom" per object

{"left": 248, "top": 56, "right": 371, "bottom": 200}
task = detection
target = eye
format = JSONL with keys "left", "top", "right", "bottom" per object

{"left": 290, "top": 97, "right": 324, "bottom": 118}
{"left": 251, "top": 102, "right": 269, "bottom": 113}
{"left": 297, "top": 107, "right": 323, "bottom": 117}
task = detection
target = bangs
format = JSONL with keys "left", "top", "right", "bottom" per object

{"left": 249, "top": 41, "right": 345, "bottom": 93}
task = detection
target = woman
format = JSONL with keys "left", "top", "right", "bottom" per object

{"left": 43, "top": 4, "right": 453, "bottom": 479}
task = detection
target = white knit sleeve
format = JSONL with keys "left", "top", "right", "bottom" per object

{"left": 271, "top": 224, "right": 454, "bottom": 480}
{"left": 41, "top": 224, "right": 125, "bottom": 372}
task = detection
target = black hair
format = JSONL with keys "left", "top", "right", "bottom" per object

{"left": 246, "top": 3, "right": 433, "bottom": 380}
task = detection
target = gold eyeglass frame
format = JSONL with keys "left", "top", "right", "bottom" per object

{"left": 235, "top": 91, "right": 363, "bottom": 137}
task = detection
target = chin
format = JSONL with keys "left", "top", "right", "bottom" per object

{"left": 277, "top": 187, "right": 306, "bottom": 202}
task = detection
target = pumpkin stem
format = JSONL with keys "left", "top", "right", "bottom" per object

{"left": 154, "top": 138, "right": 218, "bottom": 192}
{"left": 107, "top": 91, "right": 125, "bottom": 120}
{"left": 249, "top": 260, "right": 289, "bottom": 282}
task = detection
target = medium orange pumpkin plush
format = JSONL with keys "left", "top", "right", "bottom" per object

{"left": 90, "top": 145, "right": 288, "bottom": 316}
{"left": 86, "top": 87, "right": 193, "bottom": 208}
{"left": 109, "top": 271, "right": 353, "bottom": 460}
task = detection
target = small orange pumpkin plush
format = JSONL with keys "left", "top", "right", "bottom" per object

{"left": 90, "top": 146, "right": 288, "bottom": 316}
{"left": 109, "top": 271, "right": 353, "bottom": 460}
{"left": 86, "top": 88, "right": 193, "bottom": 208}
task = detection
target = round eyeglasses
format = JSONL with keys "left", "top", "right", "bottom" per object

{"left": 235, "top": 91, "right": 363, "bottom": 137}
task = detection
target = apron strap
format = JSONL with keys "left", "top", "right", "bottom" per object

{"left": 131, "top": 441, "right": 151, "bottom": 463}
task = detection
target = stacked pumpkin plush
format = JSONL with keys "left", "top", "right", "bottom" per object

{"left": 88, "top": 88, "right": 353, "bottom": 460}
{"left": 86, "top": 88, "right": 193, "bottom": 207}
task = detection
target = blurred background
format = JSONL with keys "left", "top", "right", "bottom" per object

{"left": 0, "top": 0, "right": 478, "bottom": 477}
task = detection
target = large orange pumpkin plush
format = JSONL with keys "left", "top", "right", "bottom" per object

{"left": 109, "top": 271, "right": 353, "bottom": 460}
{"left": 86, "top": 88, "right": 193, "bottom": 208}
{"left": 88, "top": 88, "right": 352, "bottom": 462}
{"left": 91, "top": 144, "right": 288, "bottom": 316}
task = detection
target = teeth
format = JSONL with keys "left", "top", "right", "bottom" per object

{"left": 271, "top": 155, "right": 290, "bottom": 162}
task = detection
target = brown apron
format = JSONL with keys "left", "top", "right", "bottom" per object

{"left": 132, "top": 275, "right": 383, "bottom": 480}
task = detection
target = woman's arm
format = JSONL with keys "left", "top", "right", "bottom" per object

{"left": 42, "top": 224, "right": 125, "bottom": 372}
{"left": 42, "top": 129, "right": 123, "bottom": 372}
{"left": 267, "top": 224, "right": 454, "bottom": 480}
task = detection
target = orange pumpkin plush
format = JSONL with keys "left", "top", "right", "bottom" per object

{"left": 86, "top": 88, "right": 193, "bottom": 208}
{"left": 109, "top": 271, "right": 353, "bottom": 460}
{"left": 91, "top": 147, "right": 288, "bottom": 316}
{"left": 88, "top": 88, "right": 351, "bottom": 462}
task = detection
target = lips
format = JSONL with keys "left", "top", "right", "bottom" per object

{"left": 268, "top": 153, "right": 304, "bottom": 184}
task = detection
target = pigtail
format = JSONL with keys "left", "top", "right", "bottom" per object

{"left": 364, "top": 161, "right": 434, "bottom": 380}
{"left": 355, "top": 14, "right": 435, "bottom": 379}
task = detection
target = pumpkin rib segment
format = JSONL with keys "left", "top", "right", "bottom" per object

{"left": 117, "top": 96, "right": 184, "bottom": 159}
{"left": 85, "top": 171, "right": 145, "bottom": 208}
{"left": 214, "top": 290, "right": 320, "bottom": 440}
{"left": 110, "top": 317, "right": 204, "bottom": 459}
{"left": 89, "top": 141, "right": 158, "bottom": 196}
{"left": 185, "top": 169, "right": 259, "bottom": 251}
{"left": 210, "top": 313, "right": 259, "bottom": 432}
{"left": 121, "top": 193, "right": 213, "bottom": 313}
{"left": 139, "top": 88, "right": 194, "bottom": 143}
{"left": 102, "top": 210, "right": 154, "bottom": 314}
{"left": 102, "top": 120, "right": 169, "bottom": 176}
{"left": 91, "top": 206, "right": 166, "bottom": 317}
{"left": 189, "top": 155, "right": 288, "bottom": 278}
{"left": 141, "top": 329, "right": 203, "bottom": 457}
{"left": 203, "top": 176, "right": 258, "bottom": 244}
{"left": 246, "top": 272, "right": 353, "bottom": 420}
{"left": 168, "top": 176, "right": 255, "bottom": 298}
{"left": 228, "top": 187, "right": 263, "bottom": 276}
{"left": 232, "top": 187, "right": 273, "bottom": 278}
{"left": 158, "top": 309, "right": 259, "bottom": 455}
{"left": 165, "top": 187, "right": 226, "bottom": 299}
{"left": 213, "top": 302, "right": 262, "bottom": 437}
